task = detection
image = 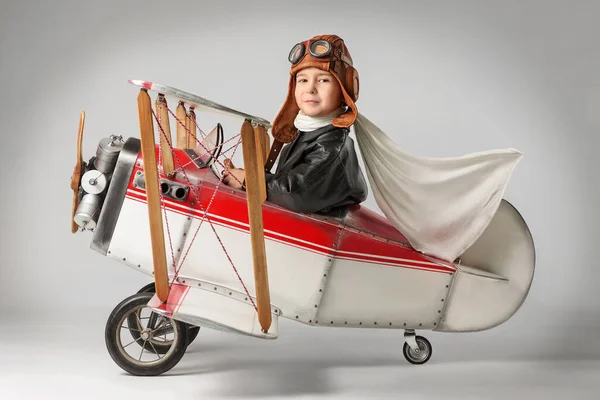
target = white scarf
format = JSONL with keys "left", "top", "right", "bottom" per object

{"left": 293, "top": 106, "right": 347, "bottom": 132}
{"left": 353, "top": 112, "right": 523, "bottom": 262}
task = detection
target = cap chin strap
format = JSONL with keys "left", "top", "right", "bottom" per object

{"left": 264, "top": 139, "right": 284, "bottom": 172}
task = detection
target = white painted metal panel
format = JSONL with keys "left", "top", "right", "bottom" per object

{"left": 107, "top": 196, "right": 331, "bottom": 323}
{"left": 316, "top": 259, "right": 453, "bottom": 329}
{"left": 169, "top": 285, "right": 280, "bottom": 339}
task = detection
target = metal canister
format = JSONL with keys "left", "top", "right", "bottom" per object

{"left": 94, "top": 135, "right": 124, "bottom": 173}
{"left": 74, "top": 193, "right": 102, "bottom": 230}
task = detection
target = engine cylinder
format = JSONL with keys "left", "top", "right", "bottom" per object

{"left": 74, "top": 193, "right": 102, "bottom": 230}
{"left": 94, "top": 136, "right": 124, "bottom": 173}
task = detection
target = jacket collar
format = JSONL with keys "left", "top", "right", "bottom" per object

{"left": 297, "top": 124, "right": 346, "bottom": 143}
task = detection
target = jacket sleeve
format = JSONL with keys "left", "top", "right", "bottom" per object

{"left": 264, "top": 143, "right": 351, "bottom": 213}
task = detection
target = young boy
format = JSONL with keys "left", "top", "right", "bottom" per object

{"left": 223, "top": 34, "right": 368, "bottom": 214}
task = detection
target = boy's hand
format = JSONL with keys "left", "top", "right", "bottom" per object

{"left": 223, "top": 158, "right": 245, "bottom": 189}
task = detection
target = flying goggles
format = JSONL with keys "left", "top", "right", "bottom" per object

{"left": 288, "top": 39, "right": 353, "bottom": 66}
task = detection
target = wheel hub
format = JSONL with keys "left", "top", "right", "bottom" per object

{"left": 141, "top": 329, "right": 152, "bottom": 341}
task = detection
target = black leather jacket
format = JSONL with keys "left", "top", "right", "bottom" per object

{"left": 264, "top": 124, "right": 368, "bottom": 214}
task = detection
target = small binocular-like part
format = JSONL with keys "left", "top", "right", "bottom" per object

{"left": 133, "top": 172, "right": 189, "bottom": 202}
{"left": 160, "top": 181, "right": 189, "bottom": 201}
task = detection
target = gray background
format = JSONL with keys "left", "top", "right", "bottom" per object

{"left": 1, "top": 0, "right": 599, "bottom": 398}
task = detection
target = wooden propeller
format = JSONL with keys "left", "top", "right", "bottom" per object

{"left": 70, "top": 111, "right": 85, "bottom": 233}
{"left": 137, "top": 89, "right": 170, "bottom": 302}
{"left": 240, "top": 120, "right": 272, "bottom": 333}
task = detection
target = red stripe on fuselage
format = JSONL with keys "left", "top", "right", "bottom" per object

{"left": 124, "top": 188, "right": 454, "bottom": 274}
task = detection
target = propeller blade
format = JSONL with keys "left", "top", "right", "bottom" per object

{"left": 71, "top": 111, "right": 85, "bottom": 233}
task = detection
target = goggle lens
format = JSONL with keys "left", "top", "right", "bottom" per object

{"left": 309, "top": 40, "right": 331, "bottom": 57}
{"left": 288, "top": 43, "right": 305, "bottom": 64}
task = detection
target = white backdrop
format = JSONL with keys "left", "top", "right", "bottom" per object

{"left": 1, "top": 0, "right": 598, "bottom": 368}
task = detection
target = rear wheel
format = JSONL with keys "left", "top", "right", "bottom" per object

{"left": 403, "top": 336, "right": 432, "bottom": 365}
{"left": 136, "top": 282, "right": 200, "bottom": 347}
{"left": 105, "top": 292, "right": 188, "bottom": 376}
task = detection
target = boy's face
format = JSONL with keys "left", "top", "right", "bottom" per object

{"left": 294, "top": 67, "right": 343, "bottom": 117}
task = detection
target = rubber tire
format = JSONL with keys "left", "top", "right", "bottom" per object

{"left": 105, "top": 292, "right": 189, "bottom": 376}
{"left": 402, "top": 336, "right": 433, "bottom": 365}
{"left": 136, "top": 282, "right": 201, "bottom": 347}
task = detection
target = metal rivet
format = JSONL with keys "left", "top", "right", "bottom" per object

{"left": 137, "top": 264, "right": 141, "bottom": 268}
{"left": 296, "top": 316, "right": 299, "bottom": 319}
{"left": 404, "top": 323, "right": 406, "bottom": 326}
{"left": 359, "top": 322, "right": 362, "bottom": 325}
{"left": 108, "top": 251, "right": 111, "bottom": 254}
{"left": 122, "top": 258, "right": 126, "bottom": 261}
{"left": 446, "top": 285, "right": 449, "bottom": 288}
{"left": 315, "top": 321, "right": 319, "bottom": 324}
{"left": 319, "top": 289, "right": 322, "bottom": 292}
{"left": 441, "top": 299, "right": 445, "bottom": 302}
{"left": 245, "top": 297, "right": 248, "bottom": 301}
{"left": 229, "top": 292, "right": 232, "bottom": 295}
{"left": 389, "top": 322, "right": 392, "bottom": 326}
{"left": 374, "top": 322, "right": 377, "bottom": 325}
{"left": 345, "top": 321, "right": 348, "bottom": 324}
{"left": 323, "top": 274, "right": 327, "bottom": 277}
{"left": 330, "top": 321, "right": 333, "bottom": 324}
{"left": 434, "top": 323, "right": 437, "bottom": 326}
{"left": 309, "top": 320, "right": 312, "bottom": 323}
{"left": 214, "top": 287, "right": 217, "bottom": 291}
{"left": 182, "top": 280, "right": 186, "bottom": 284}
{"left": 198, "top": 283, "right": 201, "bottom": 286}
{"left": 419, "top": 323, "right": 422, "bottom": 326}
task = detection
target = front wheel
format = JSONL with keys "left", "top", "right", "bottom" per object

{"left": 105, "top": 292, "right": 189, "bottom": 376}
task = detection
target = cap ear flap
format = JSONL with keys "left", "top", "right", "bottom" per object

{"left": 272, "top": 76, "right": 300, "bottom": 143}
{"left": 331, "top": 73, "right": 358, "bottom": 128}
{"left": 344, "top": 66, "right": 359, "bottom": 102}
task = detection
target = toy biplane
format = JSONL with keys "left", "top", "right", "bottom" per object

{"left": 70, "top": 80, "right": 536, "bottom": 376}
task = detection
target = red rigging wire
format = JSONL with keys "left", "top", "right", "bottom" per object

{"left": 151, "top": 104, "right": 257, "bottom": 311}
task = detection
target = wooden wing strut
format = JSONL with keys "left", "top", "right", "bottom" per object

{"left": 137, "top": 89, "right": 170, "bottom": 302}
{"left": 241, "top": 120, "right": 272, "bottom": 332}
{"left": 155, "top": 95, "right": 175, "bottom": 176}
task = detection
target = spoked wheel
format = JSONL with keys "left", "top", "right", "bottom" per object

{"left": 137, "top": 282, "right": 200, "bottom": 347}
{"left": 105, "top": 292, "right": 188, "bottom": 376}
{"left": 403, "top": 336, "right": 432, "bottom": 365}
